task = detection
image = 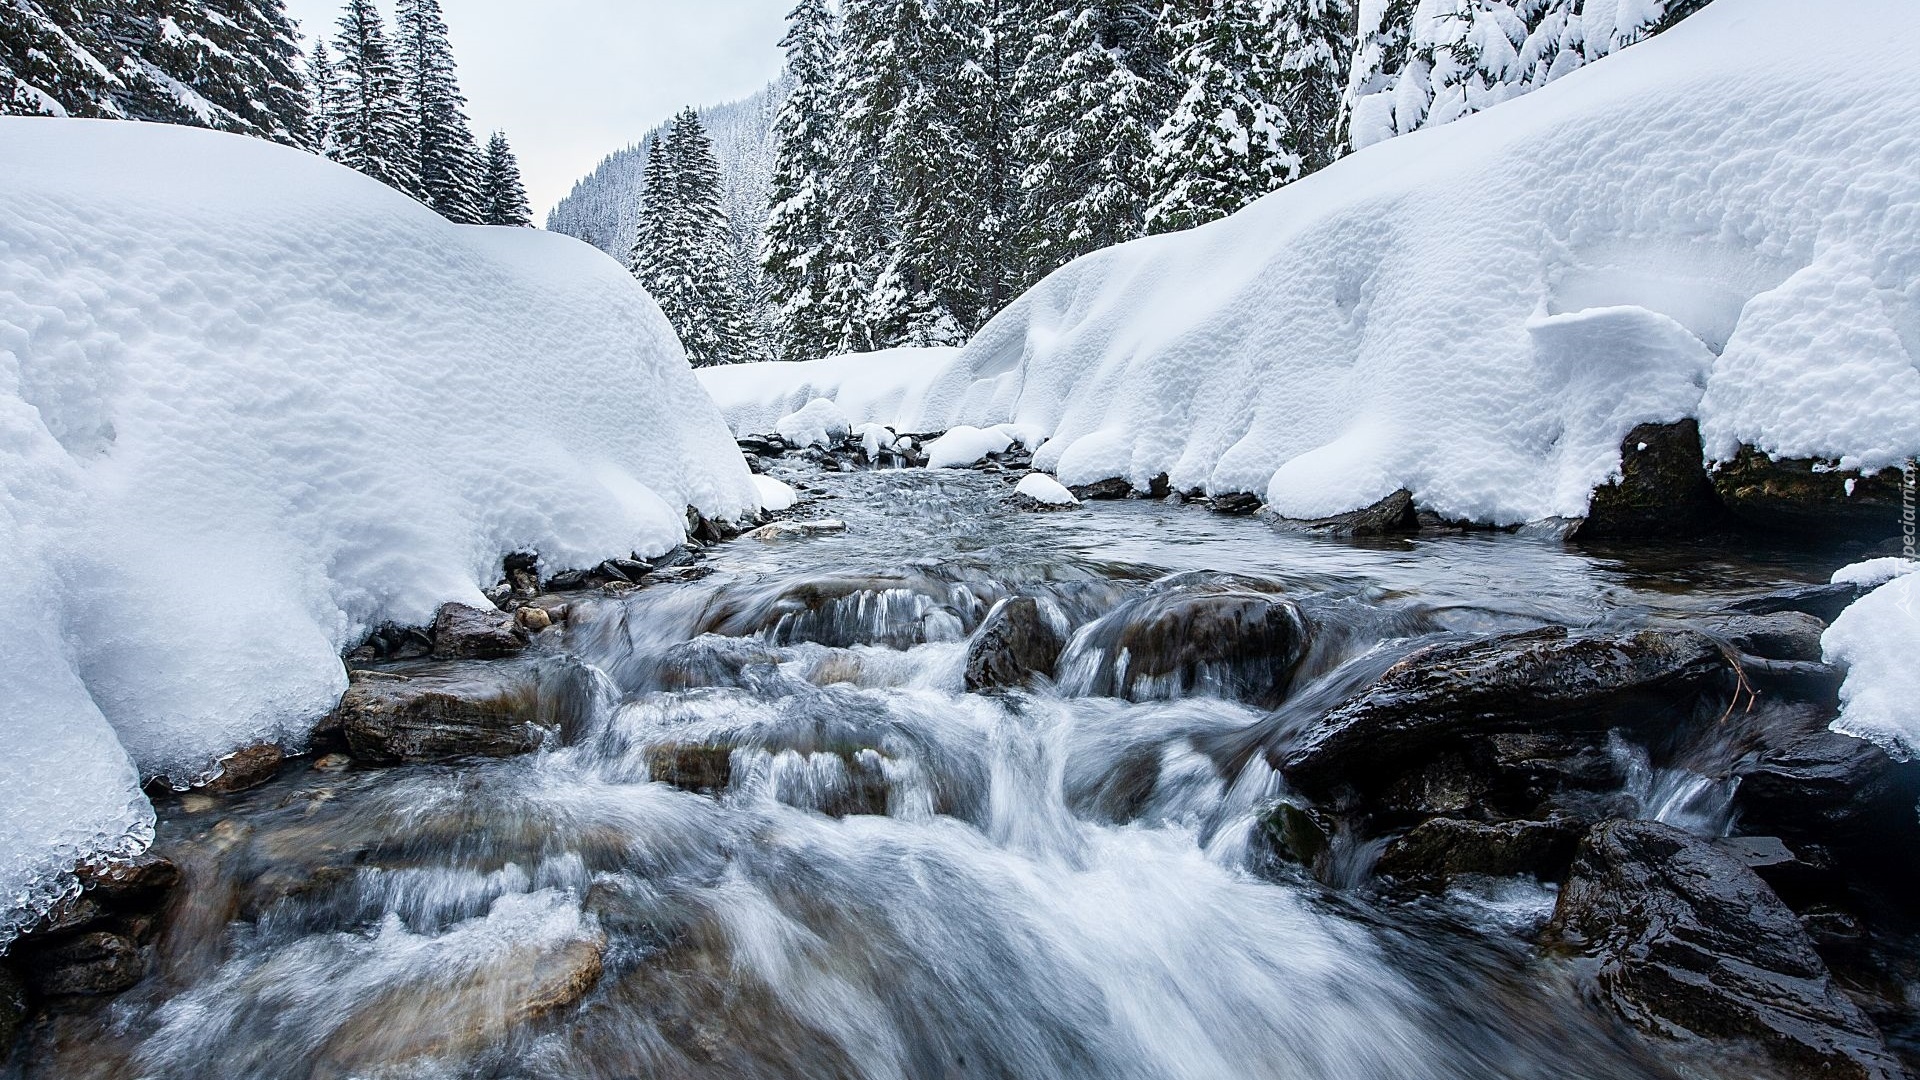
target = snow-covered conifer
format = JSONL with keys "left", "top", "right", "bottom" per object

{"left": 762, "top": 0, "right": 842, "bottom": 361}
{"left": 331, "top": 0, "right": 420, "bottom": 196}
{"left": 479, "top": 130, "right": 532, "bottom": 226}
{"left": 397, "top": 0, "right": 483, "bottom": 223}
{"left": 307, "top": 41, "right": 340, "bottom": 156}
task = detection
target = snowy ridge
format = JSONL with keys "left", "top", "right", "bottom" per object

{"left": 0, "top": 118, "right": 756, "bottom": 936}
{"left": 900, "top": 0, "right": 1920, "bottom": 523}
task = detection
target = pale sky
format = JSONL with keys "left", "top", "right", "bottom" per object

{"left": 283, "top": 0, "right": 792, "bottom": 219}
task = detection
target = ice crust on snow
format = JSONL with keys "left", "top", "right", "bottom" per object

{"left": 874, "top": 0, "right": 1920, "bottom": 522}
{"left": 1824, "top": 572, "right": 1920, "bottom": 757}
{"left": 697, "top": 347, "right": 967, "bottom": 438}
{"left": 0, "top": 119, "right": 756, "bottom": 936}
{"left": 774, "top": 397, "right": 853, "bottom": 449}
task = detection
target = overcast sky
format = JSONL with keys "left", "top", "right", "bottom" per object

{"left": 282, "top": 0, "right": 792, "bottom": 219}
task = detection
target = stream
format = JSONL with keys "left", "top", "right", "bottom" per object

{"left": 16, "top": 462, "right": 1888, "bottom": 1080}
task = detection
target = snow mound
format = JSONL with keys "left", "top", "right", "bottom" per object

{"left": 752, "top": 474, "right": 799, "bottom": 512}
{"left": 1824, "top": 573, "right": 1920, "bottom": 757}
{"left": 1015, "top": 473, "right": 1079, "bottom": 507}
{"left": 1831, "top": 558, "right": 1919, "bottom": 589}
{"left": 0, "top": 118, "right": 756, "bottom": 937}
{"left": 905, "top": 0, "right": 1920, "bottom": 521}
{"left": 698, "top": 347, "right": 966, "bottom": 437}
{"left": 926, "top": 425, "right": 1016, "bottom": 469}
{"left": 775, "top": 398, "right": 853, "bottom": 448}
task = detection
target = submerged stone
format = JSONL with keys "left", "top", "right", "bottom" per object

{"left": 964, "top": 596, "right": 1066, "bottom": 692}
{"left": 330, "top": 662, "right": 550, "bottom": 764}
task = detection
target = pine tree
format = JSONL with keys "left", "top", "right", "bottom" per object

{"left": 1271, "top": 0, "right": 1352, "bottom": 175}
{"left": 330, "top": 0, "right": 419, "bottom": 196}
{"left": 1144, "top": 0, "right": 1297, "bottom": 234}
{"left": 1018, "top": 2, "right": 1160, "bottom": 275}
{"left": 396, "top": 0, "right": 483, "bottom": 223}
{"left": 307, "top": 40, "right": 340, "bottom": 156}
{"left": 155, "top": 0, "right": 312, "bottom": 147}
{"left": 762, "top": 0, "right": 842, "bottom": 362}
{"left": 631, "top": 109, "right": 764, "bottom": 366}
{"left": 478, "top": 130, "right": 533, "bottom": 226}
{"left": 1, "top": 0, "right": 122, "bottom": 118}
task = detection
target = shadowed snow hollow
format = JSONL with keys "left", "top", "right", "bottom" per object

{"left": 892, "top": 0, "right": 1920, "bottom": 522}
{"left": 0, "top": 118, "right": 756, "bottom": 935}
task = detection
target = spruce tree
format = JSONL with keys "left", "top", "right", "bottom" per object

{"left": 162, "top": 0, "right": 311, "bottom": 146}
{"left": 478, "top": 130, "right": 533, "bottom": 226}
{"left": 1271, "top": 0, "right": 1353, "bottom": 176}
{"left": 631, "top": 109, "right": 764, "bottom": 366}
{"left": 1, "top": 0, "right": 122, "bottom": 118}
{"left": 397, "top": 0, "right": 483, "bottom": 223}
{"left": 1144, "top": 0, "right": 1296, "bottom": 234}
{"left": 307, "top": 40, "right": 340, "bottom": 156}
{"left": 1019, "top": 2, "right": 1160, "bottom": 275}
{"left": 331, "top": 0, "right": 419, "bottom": 196}
{"left": 762, "top": 0, "right": 842, "bottom": 362}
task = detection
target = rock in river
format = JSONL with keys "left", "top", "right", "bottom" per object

{"left": 965, "top": 596, "right": 1067, "bottom": 692}
{"left": 329, "top": 661, "right": 554, "bottom": 764}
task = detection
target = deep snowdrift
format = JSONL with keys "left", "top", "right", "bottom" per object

{"left": 1825, "top": 563, "right": 1920, "bottom": 756}
{"left": 0, "top": 118, "right": 756, "bottom": 935}
{"left": 698, "top": 347, "right": 966, "bottom": 438}
{"left": 897, "top": 0, "right": 1920, "bottom": 521}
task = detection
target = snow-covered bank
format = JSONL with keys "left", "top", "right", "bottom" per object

{"left": 1826, "top": 560, "right": 1920, "bottom": 755}
{"left": 697, "top": 347, "right": 968, "bottom": 437}
{"left": 0, "top": 119, "right": 756, "bottom": 935}
{"left": 895, "top": 0, "right": 1920, "bottom": 522}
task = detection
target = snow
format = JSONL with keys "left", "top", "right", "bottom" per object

{"left": 1832, "top": 558, "right": 1919, "bottom": 589}
{"left": 925, "top": 425, "right": 1016, "bottom": 469}
{"left": 1015, "top": 472, "right": 1080, "bottom": 507}
{"left": 774, "top": 397, "right": 852, "bottom": 448}
{"left": 1824, "top": 573, "right": 1920, "bottom": 757}
{"left": 892, "top": 0, "right": 1920, "bottom": 522}
{"left": 696, "top": 347, "right": 967, "bottom": 438}
{"left": 0, "top": 118, "right": 756, "bottom": 937}
{"left": 752, "top": 474, "right": 799, "bottom": 512}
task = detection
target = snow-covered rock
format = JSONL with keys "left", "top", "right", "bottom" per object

{"left": 925, "top": 425, "right": 1017, "bottom": 469}
{"left": 773, "top": 397, "right": 853, "bottom": 449}
{"left": 752, "top": 474, "right": 799, "bottom": 512}
{"left": 698, "top": 347, "right": 967, "bottom": 437}
{"left": 1831, "top": 558, "right": 1919, "bottom": 589}
{"left": 902, "top": 0, "right": 1920, "bottom": 522}
{"left": 1824, "top": 573, "right": 1920, "bottom": 757}
{"left": 0, "top": 118, "right": 757, "bottom": 937}
{"left": 1014, "top": 473, "right": 1080, "bottom": 507}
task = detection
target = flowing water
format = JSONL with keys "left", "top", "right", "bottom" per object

{"left": 19, "top": 465, "right": 1853, "bottom": 1080}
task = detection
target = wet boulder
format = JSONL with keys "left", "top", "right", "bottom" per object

{"left": 1060, "top": 583, "right": 1310, "bottom": 707}
{"left": 1281, "top": 626, "right": 1733, "bottom": 797}
{"left": 1574, "top": 420, "right": 1725, "bottom": 538}
{"left": 330, "top": 662, "right": 551, "bottom": 764}
{"left": 697, "top": 572, "right": 974, "bottom": 650}
{"left": 1207, "top": 491, "right": 1263, "bottom": 515}
{"left": 1734, "top": 725, "right": 1920, "bottom": 862}
{"left": 23, "top": 932, "right": 148, "bottom": 998}
{"left": 965, "top": 596, "right": 1067, "bottom": 692}
{"left": 201, "top": 742, "right": 285, "bottom": 795}
{"left": 430, "top": 602, "right": 527, "bottom": 660}
{"left": 1375, "top": 816, "right": 1581, "bottom": 887}
{"left": 1732, "top": 581, "right": 1874, "bottom": 624}
{"left": 1068, "top": 477, "right": 1134, "bottom": 500}
{"left": 1257, "top": 489, "right": 1419, "bottom": 538}
{"left": 1550, "top": 819, "right": 1904, "bottom": 1080}
{"left": 1712, "top": 446, "right": 1912, "bottom": 541}
{"left": 1679, "top": 610, "right": 1827, "bottom": 662}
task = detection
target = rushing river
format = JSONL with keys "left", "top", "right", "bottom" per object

{"left": 19, "top": 464, "right": 1852, "bottom": 1080}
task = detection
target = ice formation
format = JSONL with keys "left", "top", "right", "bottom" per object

{"left": 0, "top": 118, "right": 756, "bottom": 936}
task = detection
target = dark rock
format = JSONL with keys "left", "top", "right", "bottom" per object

{"left": 503, "top": 551, "right": 539, "bottom": 574}
{"left": 596, "top": 557, "right": 652, "bottom": 584}
{"left": 1281, "top": 626, "right": 1732, "bottom": 796}
{"left": 201, "top": 743, "right": 284, "bottom": 795}
{"left": 1065, "top": 583, "right": 1311, "bottom": 707}
{"left": 964, "top": 597, "right": 1066, "bottom": 692}
{"left": 1550, "top": 819, "right": 1903, "bottom": 1080}
{"left": 1735, "top": 727, "right": 1920, "bottom": 857}
{"left": 651, "top": 545, "right": 700, "bottom": 570}
{"left": 1069, "top": 477, "right": 1134, "bottom": 500}
{"left": 1738, "top": 656, "right": 1846, "bottom": 700}
{"left": 25, "top": 932, "right": 148, "bottom": 997}
{"left": 1712, "top": 836, "right": 1835, "bottom": 905}
{"left": 1712, "top": 446, "right": 1911, "bottom": 541}
{"left": 645, "top": 744, "right": 733, "bottom": 794}
{"left": 1260, "top": 489, "right": 1418, "bottom": 538}
{"left": 1731, "top": 582, "right": 1872, "bottom": 624}
{"left": 1376, "top": 817, "right": 1581, "bottom": 885}
{"left": 0, "top": 963, "right": 21, "bottom": 1061}
{"left": 1576, "top": 420, "right": 1724, "bottom": 538}
{"left": 331, "top": 663, "right": 550, "bottom": 764}
{"left": 654, "top": 636, "right": 784, "bottom": 692}
{"left": 1680, "top": 610, "right": 1827, "bottom": 662}
{"left": 737, "top": 436, "right": 786, "bottom": 457}
{"left": 644, "top": 743, "right": 889, "bottom": 816}
{"left": 76, "top": 852, "right": 180, "bottom": 907}
{"left": 544, "top": 569, "right": 591, "bottom": 591}
{"left": 1208, "top": 491, "right": 1263, "bottom": 515}
{"left": 1260, "top": 802, "right": 1332, "bottom": 869}
{"left": 430, "top": 603, "right": 527, "bottom": 660}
